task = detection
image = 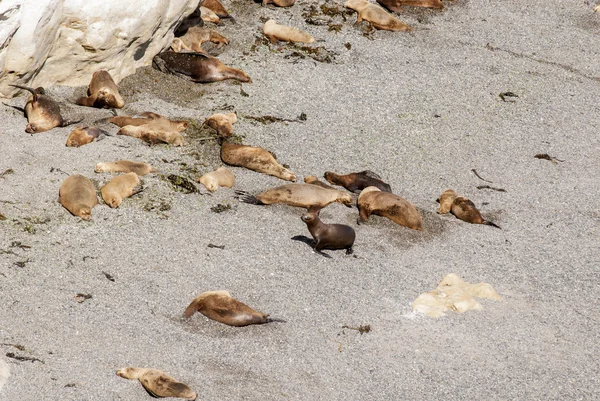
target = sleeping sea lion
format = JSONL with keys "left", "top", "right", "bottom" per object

{"left": 200, "top": 6, "right": 221, "bottom": 23}
{"left": 184, "top": 290, "right": 284, "bottom": 326}
{"left": 263, "top": 20, "right": 315, "bottom": 44}
{"left": 344, "top": 0, "right": 410, "bottom": 31}
{"left": 76, "top": 70, "right": 125, "bottom": 109}
{"left": 376, "top": 0, "right": 443, "bottom": 13}
{"left": 324, "top": 170, "right": 392, "bottom": 193}
{"left": 202, "top": 0, "right": 235, "bottom": 21}
{"left": 9, "top": 85, "right": 71, "bottom": 133}
{"left": 153, "top": 51, "right": 251, "bottom": 83}
{"left": 235, "top": 184, "right": 353, "bottom": 208}
{"left": 304, "top": 175, "right": 337, "bottom": 190}
{"left": 357, "top": 186, "right": 422, "bottom": 230}
{"left": 221, "top": 141, "right": 296, "bottom": 181}
{"left": 116, "top": 367, "right": 197, "bottom": 400}
{"left": 66, "top": 126, "right": 110, "bottom": 147}
{"left": 301, "top": 209, "right": 355, "bottom": 255}
{"left": 451, "top": 196, "right": 501, "bottom": 229}
{"left": 196, "top": 167, "right": 235, "bottom": 192}
{"left": 204, "top": 112, "right": 237, "bottom": 136}
{"left": 436, "top": 188, "right": 457, "bottom": 214}
{"left": 94, "top": 160, "right": 156, "bottom": 176}
{"left": 101, "top": 173, "right": 141, "bottom": 208}
{"left": 263, "top": 0, "right": 296, "bottom": 7}
{"left": 58, "top": 175, "right": 98, "bottom": 220}
{"left": 109, "top": 112, "right": 189, "bottom": 132}
{"left": 174, "top": 26, "right": 230, "bottom": 52}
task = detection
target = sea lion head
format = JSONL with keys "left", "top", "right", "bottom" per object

{"left": 104, "top": 195, "right": 122, "bottom": 209}
{"left": 323, "top": 171, "right": 336, "bottom": 184}
{"left": 78, "top": 205, "right": 93, "bottom": 220}
{"left": 94, "top": 163, "right": 108, "bottom": 173}
{"left": 116, "top": 367, "right": 140, "bottom": 379}
{"left": 199, "top": 175, "right": 219, "bottom": 192}
{"left": 301, "top": 212, "right": 318, "bottom": 223}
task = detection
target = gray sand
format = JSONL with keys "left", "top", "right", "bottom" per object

{"left": 1, "top": 0, "right": 599, "bottom": 400}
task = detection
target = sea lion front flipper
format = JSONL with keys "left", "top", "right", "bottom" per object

{"left": 315, "top": 250, "right": 332, "bottom": 258}
{"left": 266, "top": 316, "right": 287, "bottom": 323}
{"left": 75, "top": 94, "right": 98, "bottom": 107}
{"left": 3, "top": 102, "right": 25, "bottom": 113}
{"left": 345, "top": 248, "right": 354, "bottom": 255}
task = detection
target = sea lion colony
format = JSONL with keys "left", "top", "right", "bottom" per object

{"left": 1, "top": 0, "right": 505, "bottom": 398}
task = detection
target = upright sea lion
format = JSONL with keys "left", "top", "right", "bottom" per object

{"left": 263, "top": 0, "right": 296, "bottom": 7}
{"left": 58, "top": 174, "right": 98, "bottom": 220}
{"left": 10, "top": 85, "right": 67, "bottom": 133}
{"left": 202, "top": 0, "right": 235, "bottom": 21}
{"left": 263, "top": 19, "right": 315, "bottom": 44}
{"left": 357, "top": 186, "right": 422, "bottom": 230}
{"left": 304, "top": 175, "right": 337, "bottom": 190}
{"left": 101, "top": 173, "right": 141, "bottom": 208}
{"left": 174, "top": 26, "right": 230, "bottom": 52}
{"left": 235, "top": 184, "right": 353, "bottom": 208}
{"left": 184, "top": 290, "right": 284, "bottom": 326}
{"left": 94, "top": 160, "right": 156, "bottom": 176}
{"left": 436, "top": 188, "right": 457, "bottom": 214}
{"left": 153, "top": 51, "right": 252, "bottom": 83}
{"left": 204, "top": 112, "right": 237, "bottom": 136}
{"left": 344, "top": 0, "right": 410, "bottom": 31}
{"left": 221, "top": 141, "right": 296, "bottom": 181}
{"left": 76, "top": 70, "right": 125, "bottom": 109}
{"left": 451, "top": 196, "right": 501, "bottom": 229}
{"left": 376, "top": 0, "right": 443, "bottom": 13}
{"left": 324, "top": 170, "right": 392, "bottom": 194}
{"left": 196, "top": 167, "right": 235, "bottom": 192}
{"left": 109, "top": 112, "right": 189, "bottom": 132}
{"left": 66, "top": 126, "right": 110, "bottom": 147}
{"left": 116, "top": 367, "right": 197, "bottom": 400}
{"left": 301, "top": 209, "right": 356, "bottom": 255}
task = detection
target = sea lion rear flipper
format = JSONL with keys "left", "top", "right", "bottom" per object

{"left": 484, "top": 221, "right": 502, "bottom": 229}
{"left": 266, "top": 316, "right": 286, "bottom": 323}
{"left": 234, "top": 190, "right": 264, "bottom": 205}
{"left": 8, "top": 84, "right": 39, "bottom": 101}
{"left": 3, "top": 102, "right": 25, "bottom": 113}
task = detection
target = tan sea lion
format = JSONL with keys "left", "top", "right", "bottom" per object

{"left": 153, "top": 51, "right": 252, "bottom": 83}
{"left": 94, "top": 160, "right": 156, "bottom": 176}
{"left": 116, "top": 367, "right": 197, "bottom": 400}
{"left": 357, "top": 186, "right": 422, "bottom": 230}
{"left": 304, "top": 176, "right": 337, "bottom": 190}
{"left": 221, "top": 141, "right": 296, "bottom": 181}
{"left": 101, "top": 173, "right": 141, "bottom": 208}
{"left": 117, "top": 125, "right": 185, "bottom": 146}
{"left": 301, "top": 209, "right": 355, "bottom": 255}
{"left": 451, "top": 196, "right": 501, "bottom": 229}
{"left": 204, "top": 112, "right": 237, "bottom": 137}
{"left": 76, "top": 70, "right": 125, "bottom": 109}
{"left": 58, "top": 174, "right": 98, "bottom": 220}
{"left": 263, "top": 19, "right": 315, "bottom": 44}
{"left": 324, "top": 170, "right": 392, "bottom": 194}
{"left": 66, "top": 126, "right": 109, "bottom": 147}
{"left": 200, "top": 6, "right": 221, "bottom": 23}
{"left": 10, "top": 85, "right": 69, "bottom": 133}
{"left": 263, "top": 0, "right": 296, "bottom": 7}
{"left": 436, "top": 188, "right": 457, "bottom": 214}
{"left": 344, "top": 0, "right": 410, "bottom": 31}
{"left": 109, "top": 112, "right": 189, "bottom": 132}
{"left": 235, "top": 184, "right": 353, "bottom": 208}
{"left": 184, "top": 290, "right": 284, "bottom": 326}
{"left": 376, "top": 0, "right": 443, "bottom": 13}
{"left": 196, "top": 167, "right": 235, "bottom": 192}
{"left": 202, "top": 0, "right": 235, "bottom": 21}
{"left": 174, "top": 26, "right": 230, "bottom": 52}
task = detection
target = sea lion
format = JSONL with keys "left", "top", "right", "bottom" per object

{"left": 263, "top": 19, "right": 315, "bottom": 44}
{"left": 100, "top": 173, "right": 141, "bottom": 208}
{"left": 184, "top": 290, "right": 284, "bottom": 326}
{"left": 117, "top": 125, "right": 185, "bottom": 146}
{"left": 263, "top": 0, "right": 296, "bottom": 7}
{"left": 174, "top": 26, "right": 230, "bottom": 52}
{"left": 116, "top": 367, "right": 197, "bottom": 400}
{"left": 436, "top": 188, "right": 457, "bottom": 214}
{"left": 235, "top": 184, "right": 353, "bottom": 208}
{"left": 301, "top": 209, "right": 355, "bottom": 255}
{"left": 204, "top": 112, "right": 237, "bottom": 137}
{"left": 94, "top": 160, "right": 156, "bottom": 176}
{"left": 451, "top": 196, "right": 501, "bottom": 229}
{"left": 324, "top": 170, "right": 392, "bottom": 194}
{"left": 58, "top": 174, "right": 98, "bottom": 220}
{"left": 66, "top": 126, "right": 109, "bottom": 147}
{"left": 344, "top": 0, "right": 410, "bottom": 31}
{"left": 221, "top": 141, "right": 296, "bottom": 181}
{"left": 153, "top": 51, "right": 252, "bottom": 83}
{"left": 200, "top": 6, "right": 221, "bottom": 23}
{"left": 75, "top": 70, "right": 125, "bottom": 109}
{"left": 202, "top": 0, "right": 235, "bottom": 21}
{"left": 357, "top": 186, "right": 422, "bottom": 230}
{"left": 109, "top": 112, "right": 189, "bottom": 132}
{"left": 304, "top": 175, "right": 337, "bottom": 190}
{"left": 196, "top": 167, "right": 235, "bottom": 192}
{"left": 376, "top": 0, "right": 443, "bottom": 13}
{"left": 10, "top": 85, "right": 67, "bottom": 133}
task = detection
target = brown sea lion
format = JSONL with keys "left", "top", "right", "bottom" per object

{"left": 357, "top": 186, "right": 422, "bottom": 230}
{"left": 436, "top": 188, "right": 457, "bottom": 214}
{"left": 263, "top": 0, "right": 296, "bottom": 7}
{"left": 202, "top": 0, "right": 235, "bottom": 21}
{"left": 344, "top": 0, "right": 410, "bottom": 31}
{"left": 174, "top": 26, "right": 230, "bottom": 52}
{"left": 75, "top": 70, "right": 124, "bottom": 109}
{"left": 304, "top": 176, "right": 337, "bottom": 190}
{"left": 221, "top": 141, "right": 296, "bottom": 181}
{"left": 376, "top": 0, "right": 443, "bottom": 13}
{"left": 324, "top": 170, "right": 392, "bottom": 194}
{"left": 117, "top": 125, "right": 185, "bottom": 146}
{"left": 66, "top": 126, "right": 109, "bottom": 147}
{"left": 9, "top": 85, "right": 70, "bottom": 133}
{"left": 263, "top": 20, "right": 315, "bottom": 44}
{"left": 200, "top": 6, "right": 221, "bottom": 23}
{"left": 235, "top": 184, "right": 353, "bottom": 208}
{"left": 94, "top": 160, "right": 156, "bottom": 176}
{"left": 58, "top": 174, "right": 98, "bottom": 220}
{"left": 451, "top": 196, "right": 501, "bottom": 229}
{"left": 109, "top": 112, "right": 189, "bottom": 132}
{"left": 153, "top": 51, "right": 252, "bottom": 83}
{"left": 204, "top": 112, "right": 237, "bottom": 137}
{"left": 196, "top": 167, "right": 235, "bottom": 192}
{"left": 301, "top": 209, "right": 355, "bottom": 255}
{"left": 184, "top": 290, "right": 284, "bottom": 326}
{"left": 116, "top": 367, "right": 197, "bottom": 400}
{"left": 101, "top": 173, "right": 141, "bottom": 208}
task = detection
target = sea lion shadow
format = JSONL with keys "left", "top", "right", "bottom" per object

{"left": 290, "top": 235, "right": 356, "bottom": 259}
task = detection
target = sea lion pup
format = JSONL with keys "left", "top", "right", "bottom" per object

{"left": 221, "top": 141, "right": 296, "bottom": 181}
{"left": 66, "top": 126, "right": 110, "bottom": 147}
{"left": 235, "top": 184, "right": 353, "bottom": 209}
{"left": 100, "top": 173, "right": 142, "bottom": 208}
{"left": 153, "top": 51, "right": 252, "bottom": 83}
{"left": 116, "top": 367, "right": 197, "bottom": 400}
{"left": 184, "top": 290, "right": 284, "bottom": 326}
{"left": 204, "top": 112, "right": 237, "bottom": 137}
{"left": 175, "top": 26, "right": 230, "bottom": 52}
{"left": 376, "top": 0, "right": 443, "bottom": 13}
{"left": 75, "top": 70, "right": 125, "bottom": 109}
{"left": 436, "top": 188, "right": 457, "bottom": 214}
{"left": 451, "top": 196, "right": 501, "bottom": 229}
{"left": 196, "top": 167, "right": 235, "bottom": 192}
{"left": 301, "top": 209, "right": 356, "bottom": 255}
{"left": 262, "top": 0, "right": 296, "bottom": 7}
{"left": 324, "top": 170, "right": 392, "bottom": 194}
{"left": 200, "top": 6, "right": 221, "bottom": 23}
{"left": 263, "top": 19, "right": 315, "bottom": 44}
{"left": 304, "top": 175, "right": 337, "bottom": 190}
{"left": 10, "top": 84, "right": 66, "bottom": 133}
{"left": 95, "top": 160, "right": 157, "bottom": 176}
{"left": 357, "top": 186, "right": 422, "bottom": 230}
{"left": 58, "top": 174, "right": 98, "bottom": 220}
{"left": 344, "top": 0, "right": 410, "bottom": 32}
{"left": 202, "top": 0, "right": 235, "bottom": 22}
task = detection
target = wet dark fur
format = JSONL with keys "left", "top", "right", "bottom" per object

{"left": 324, "top": 170, "right": 392, "bottom": 193}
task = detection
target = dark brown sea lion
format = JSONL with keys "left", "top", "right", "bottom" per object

{"left": 301, "top": 209, "right": 355, "bottom": 255}
{"left": 184, "top": 290, "right": 284, "bottom": 326}
{"left": 451, "top": 196, "right": 501, "bottom": 229}
{"left": 235, "top": 184, "right": 353, "bottom": 208}
{"left": 357, "top": 186, "right": 422, "bottom": 230}
{"left": 344, "top": 0, "right": 410, "bottom": 31}
{"left": 58, "top": 174, "right": 98, "bottom": 220}
{"left": 221, "top": 141, "right": 296, "bottom": 181}
{"left": 202, "top": 0, "right": 235, "bottom": 21}
{"left": 66, "top": 126, "right": 110, "bottom": 147}
{"left": 101, "top": 173, "right": 142, "bottom": 208}
{"left": 152, "top": 51, "right": 251, "bottom": 83}
{"left": 116, "top": 367, "right": 197, "bottom": 400}
{"left": 436, "top": 188, "right": 457, "bottom": 214}
{"left": 94, "top": 160, "right": 156, "bottom": 176}
{"left": 324, "top": 170, "right": 392, "bottom": 193}
{"left": 376, "top": 0, "right": 443, "bottom": 13}
{"left": 304, "top": 175, "right": 337, "bottom": 190}
{"left": 9, "top": 85, "right": 68, "bottom": 133}
{"left": 76, "top": 70, "right": 124, "bottom": 109}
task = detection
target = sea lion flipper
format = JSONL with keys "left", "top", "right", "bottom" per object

{"left": 484, "top": 221, "right": 502, "bottom": 229}
{"left": 266, "top": 317, "right": 286, "bottom": 323}
{"left": 234, "top": 190, "right": 264, "bottom": 205}
{"left": 360, "top": 170, "right": 382, "bottom": 180}
{"left": 61, "top": 117, "right": 84, "bottom": 127}
{"left": 315, "top": 250, "right": 332, "bottom": 258}
{"left": 9, "top": 84, "right": 39, "bottom": 101}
